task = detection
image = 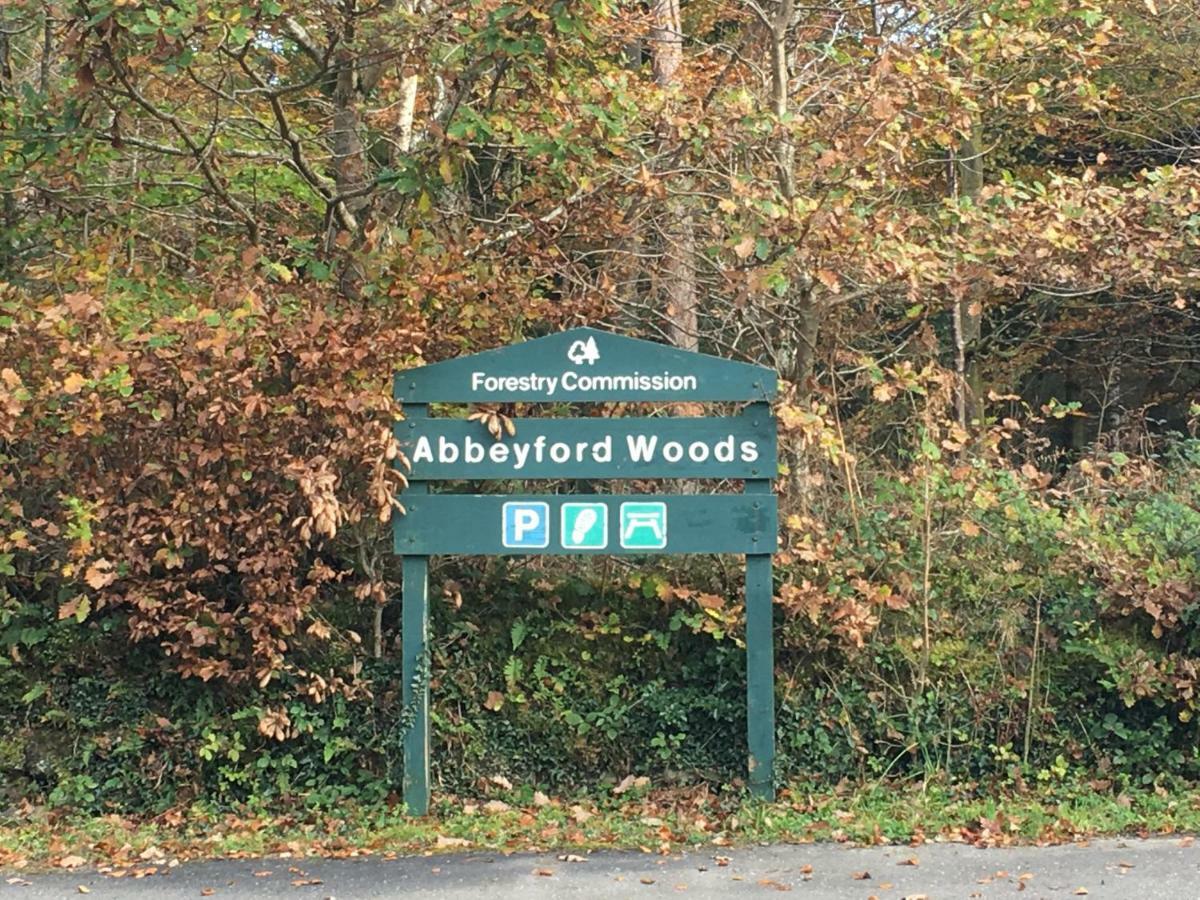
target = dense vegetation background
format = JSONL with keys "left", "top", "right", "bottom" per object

{"left": 1, "top": 0, "right": 1198, "bottom": 814}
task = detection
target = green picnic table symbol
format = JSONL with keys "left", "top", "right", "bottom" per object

{"left": 619, "top": 501, "right": 667, "bottom": 549}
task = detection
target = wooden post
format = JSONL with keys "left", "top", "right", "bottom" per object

{"left": 400, "top": 402, "right": 430, "bottom": 815}
{"left": 744, "top": 400, "right": 775, "bottom": 800}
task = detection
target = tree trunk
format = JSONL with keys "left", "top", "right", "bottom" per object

{"left": 332, "top": 13, "right": 369, "bottom": 300}
{"left": 950, "top": 125, "right": 984, "bottom": 429}
{"left": 650, "top": 0, "right": 698, "bottom": 352}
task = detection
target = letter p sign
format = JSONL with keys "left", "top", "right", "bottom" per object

{"left": 502, "top": 501, "right": 549, "bottom": 549}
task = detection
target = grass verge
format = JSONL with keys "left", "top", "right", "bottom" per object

{"left": 2, "top": 779, "right": 1198, "bottom": 873}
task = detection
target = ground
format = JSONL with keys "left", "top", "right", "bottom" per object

{"left": 3, "top": 838, "right": 1199, "bottom": 899}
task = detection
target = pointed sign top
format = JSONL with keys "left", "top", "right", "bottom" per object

{"left": 395, "top": 327, "right": 776, "bottom": 403}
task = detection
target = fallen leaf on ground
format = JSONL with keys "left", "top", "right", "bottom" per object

{"left": 533, "top": 791, "right": 551, "bottom": 807}
{"left": 253, "top": 871, "right": 272, "bottom": 877}
{"left": 899, "top": 856, "right": 919, "bottom": 866}
{"left": 640, "top": 877, "right": 656, "bottom": 884}
{"left": 291, "top": 879, "right": 323, "bottom": 886}
{"left": 613, "top": 774, "right": 650, "bottom": 795}
{"left": 482, "top": 800, "right": 510, "bottom": 814}
{"left": 558, "top": 854, "right": 587, "bottom": 863}
{"left": 852, "top": 871, "right": 870, "bottom": 879}
{"left": 714, "top": 856, "right": 731, "bottom": 867}
{"left": 1074, "top": 889, "right": 1089, "bottom": 896}
{"left": 434, "top": 835, "right": 471, "bottom": 848}
{"left": 201, "top": 890, "right": 215, "bottom": 897}
{"left": 6, "top": 878, "right": 32, "bottom": 886}
{"left": 76, "top": 887, "right": 90, "bottom": 895}
{"left": 59, "top": 856, "right": 87, "bottom": 869}
{"left": 489, "top": 774, "right": 513, "bottom": 790}
{"left": 758, "top": 878, "right": 792, "bottom": 891}
{"left": 798, "top": 864, "right": 812, "bottom": 876}
{"left": 533, "top": 868, "right": 554, "bottom": 877}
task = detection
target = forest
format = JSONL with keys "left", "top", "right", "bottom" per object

{"left": 0, "top": 0, "right": 1198, "bottom": 824}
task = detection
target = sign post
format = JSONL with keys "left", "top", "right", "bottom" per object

{"left": 393, "top": 328, "right": 778, "bottom": 813}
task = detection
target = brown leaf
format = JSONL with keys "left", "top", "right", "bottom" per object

{"left": 899, "top": 856, "right": 919, "bottom": 866}
{"left": 852, "top": 871, "right": 871, "bottom": 880}
{"left": 640, "top": 877, "right": 656, "bottom": 885}
{"left": 434, "top": 835, "right": 471, "bottom": 848}
{"left": 757, "top": 878, "right": 792, "bottom": 891}
{"left": 484, "top": 691, "right": 505, "bottom": 711}
{"left": 533, "top": 868, "right": 554, "bottom": 877}
{"left": 59, "top": 856, "right": 87, "bottom": 869}
{"left": 201, "top": 889, "right": 215, "bottom": 897}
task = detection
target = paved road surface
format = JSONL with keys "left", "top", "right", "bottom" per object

{"left": 3, "top": 837, "right": 1197, "bottom": 899}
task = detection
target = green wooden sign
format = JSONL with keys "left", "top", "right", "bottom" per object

{"left": 395, "top": 327, "right": 777, "bottom": 403}
{"left": 393, "top": 327, "right": 778, "bottom": 815}
{"left": 397, "top": 413, "right": 776, "bottom": 481}
{"left": 393, "top": 494, "right": 777, "bottom": 555}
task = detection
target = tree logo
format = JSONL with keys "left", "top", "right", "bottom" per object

{"left": 566, "top": 335, "right": 600, "bottom": 365}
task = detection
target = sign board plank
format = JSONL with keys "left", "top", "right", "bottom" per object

{"left": 398, "top": 414, "right": 777, "bottom": 481}
{"left": 393, "top": 494, "right": 777, "bottom": 556}
{"left": 394, "top": 327, "right": 776, "bottom": 403}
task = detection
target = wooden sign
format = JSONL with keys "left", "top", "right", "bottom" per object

{"left": 393, "top": 327, "right": 778, "bottom": 814}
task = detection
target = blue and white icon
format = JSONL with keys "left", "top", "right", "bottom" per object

{"left": 619, "top": 501, "right": 667, "bottom": 550}
{"left": 502, "top": 501, "right": 550, "bottom": 549}
{"left": 561, "top": 502, "right": 608, "bottom": 550}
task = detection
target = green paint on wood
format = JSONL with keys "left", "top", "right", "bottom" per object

{"left": 400, "top": 403, "right": 431, "bottom": 816}
{"left": 744, "top": 403, "right": 775, "bottom": 800}
{"left": 393, "top": 493, "right": 777, "bottom": 556}
{"left": 390, "top": 334, "right": 779, "bottom": 814}
{"left": 398, "top": 414, "right": 777, "bottom": 481}
{"left": 394, "top": 328, "right": 776, "bottom": 403}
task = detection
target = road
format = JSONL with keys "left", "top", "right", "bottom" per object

{"left": 3, "top": 837, "right": 1197, "bottom": 899}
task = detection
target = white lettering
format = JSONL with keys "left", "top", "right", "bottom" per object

{"left": 627, "top": 434, "right": 658, "bottom": 462}
{"left": 688, "top": 441, "right": 710, "bottom": 462}
{"left": 489, "top": 442, "right": 510, "bottom": 464}
{"left": 465, "top": 435, "right": 485, "bottom": 464}
{"left": 715, "top": 435, "right": 735, "bottom": 462}
{"left": 513, "top": 508, "right": 539, "bottom": 541}
{"left": 437, "top": 435, "right": 459, "bottom": 464}
{"left": 550, "top": 442, "right": 571, "bottom": 463}
{"left": 663, "top": 441, "right": 683, "bottom": 462}
{"left": 740, "top": 440, "right": 759, "bottom": 462}
{"left": 412, "top": 435, "right": 433, "bottom": 464}
{"left": 593, "top": 436, "right": 612, "bottom": 463}
{"left": 511, "top": 442, "right": 530, "bottom": 470}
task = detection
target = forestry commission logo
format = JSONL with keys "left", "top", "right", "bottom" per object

{"left": 566, "top": 335, "right": 600, "bottom": 365}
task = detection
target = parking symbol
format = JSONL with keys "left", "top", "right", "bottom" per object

{"left": 619, "top": 502, "right": 667, "bottom": 550}
{"left": 502, "top": 501, "right": 549, "bottom": 549}
{"left": 561, "top": 502, "right": 608, "bottom": 550}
